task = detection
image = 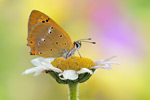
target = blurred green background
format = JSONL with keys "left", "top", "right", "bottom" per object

{"left": 0, "top": 0, "right": 149, "bottom": 100}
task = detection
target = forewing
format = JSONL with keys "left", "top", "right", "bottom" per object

{"left": 28, "top": 10, "right": 74, "bottom": 57}
{"left": 28, "top": 10, "right": 49, "bottom": 33}
{"left": 28, "top": 23, "right": 74, "bottom": 58}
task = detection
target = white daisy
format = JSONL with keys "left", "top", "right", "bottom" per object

{"left": 23, "top": 56, "right": 119, "bottom": 81}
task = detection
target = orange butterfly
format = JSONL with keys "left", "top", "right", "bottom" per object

{"left": 27, "top": 10, "right": 95, "bottom": 59}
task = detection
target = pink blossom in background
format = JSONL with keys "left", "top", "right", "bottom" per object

{"left": 88, "top": 1, "right": 145, "bottom": 57}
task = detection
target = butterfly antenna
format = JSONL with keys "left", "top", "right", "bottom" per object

{"left": 76, "top": 38, "right": 96, "bottom": 44}
{"left": 81, "top": 41, "right": 96, "bottom": 44}
{"left": 77, "top": 38, "right": 92, "bottom": 41}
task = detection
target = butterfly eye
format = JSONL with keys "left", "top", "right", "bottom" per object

{"left": 42, "top": 21, "right": 45, "bottom": 23}
{"left": 50, "top": 49, "right": 52, "bottom": 51}
{"left": 56, "top": 42, "right": 58, "bottom": 44}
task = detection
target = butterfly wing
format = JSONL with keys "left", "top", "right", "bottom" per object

{"left": 28, "top": 10, "right": 50, "bottom": 33}
{"left": 27, "top": 10, "right": 74, "bottom": 58}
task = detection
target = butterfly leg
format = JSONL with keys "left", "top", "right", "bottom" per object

{"left": 73, "top": 54, "right": 78, "bottom": 65}
{"left": 77, "top": 50, "right": 82, "bottom": 58}
{"left": 57, "top": 57, "right": 63, "bottom": 67}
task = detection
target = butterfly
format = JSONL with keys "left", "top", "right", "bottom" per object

{"left": 27, "top": 10, "right": 95, "bottom": 59}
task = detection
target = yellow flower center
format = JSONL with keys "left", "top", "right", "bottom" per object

{"left": 51, "top": 56, "right": 96, "bottom": 71}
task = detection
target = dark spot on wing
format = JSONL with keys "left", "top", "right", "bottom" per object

{"left": 60, "top": 35, "right": 62, "bottom": 37}
{"left": 46, "top": 18, "right": 50, "bottom": 22}
{"left": 50, "top": 26, "right": 53, "bottom": 29}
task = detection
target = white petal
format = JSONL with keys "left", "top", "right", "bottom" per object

{"left": 92, "top": 65, "right": 112, "bottom": 70}
{"left": 94, "top": 56, "right": 118, "bottom": 65}
{"left": 93, "top": 56, "right": 119, "bottom": 70}
{"left": 59, "top": 70, "right": 78, "bottom": 80}
{"left": 22, "top": 66, "right": 44, "bottom": 75}
{"left": 103, "top": 56, "right": 117, "bottom": 61}
{"left": 23, "top": 57, "right": 59, "bottom": 76}
{"left": 41, "top": 62, "right": 62, "bottom": 73}
{"left": 93, "top": 69, "right": 97, "bottom": 73}
{"left": 48, "top": 66, "right": 63, "bottom": 73}
{"left": 33, "top": 70, "right": 44, "bottom": 76}
{"left": 94, "top": 61, "right": 119, "bottom": 65}
{"left": 31, "top": 57, "right": 54, "bottom": 66}
{"left": 77, "top": 68, "right": 93, "bottom": 74}
{"left": 101, "top": 62, "right": 119, "bottom": 65}
{"left": 42, "top": 58, "right": 55, "bottom": 63}
{"left": 31, "top": 57, "right": 43, "bottom": 66}
{"left": 94, "top": 60, "right": 103, "bottom": 65}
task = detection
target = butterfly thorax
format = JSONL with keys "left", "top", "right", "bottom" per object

{"left": 63, "top": 41, "right": 82, "bottom": 59}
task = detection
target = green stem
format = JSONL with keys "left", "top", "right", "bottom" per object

{"left": 68, "top": 82, "right": 78, "bottom": 100}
